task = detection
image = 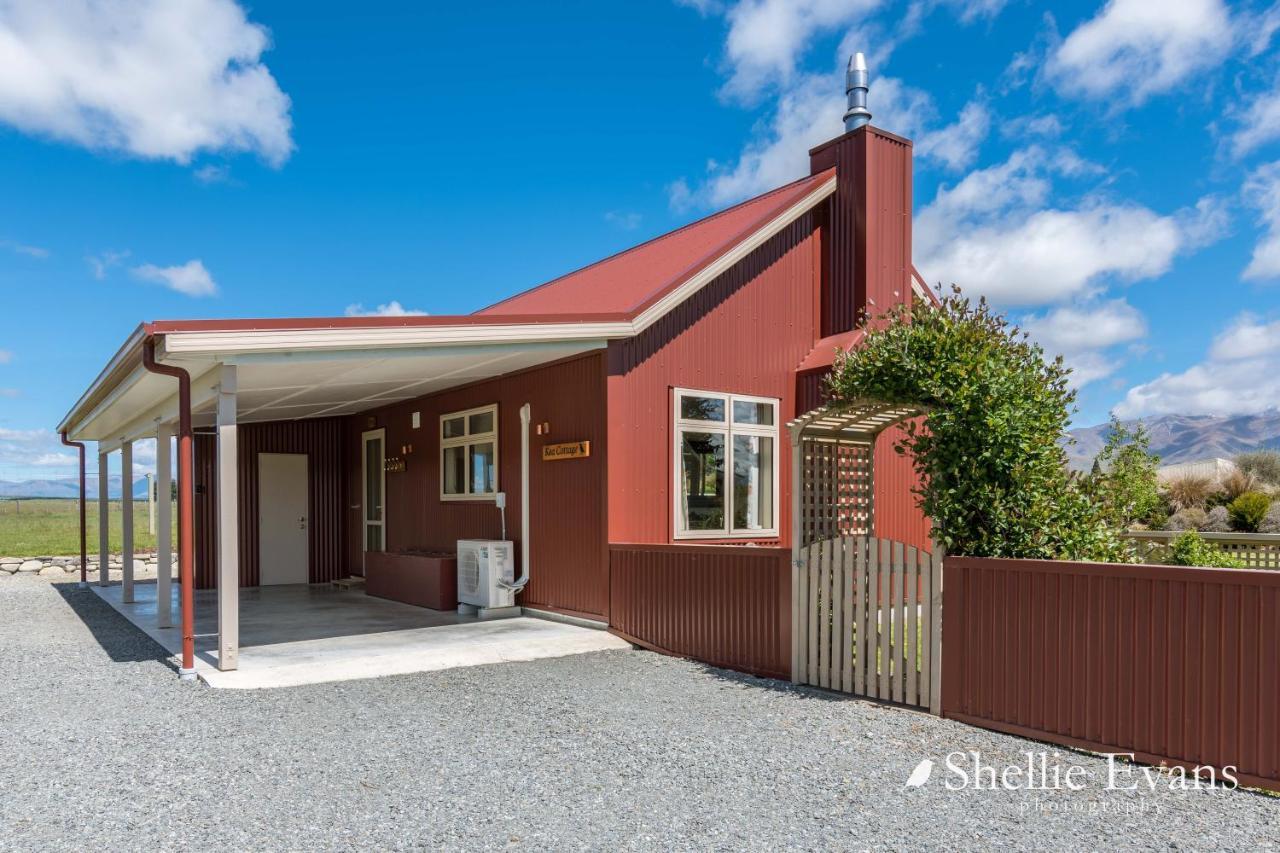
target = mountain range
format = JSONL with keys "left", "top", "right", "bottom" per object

{"left": 0, "top": 475, "right": 150, "bottom": 500}
{"left": 1065, "top": 412, "right": 1280, "bottom": 470}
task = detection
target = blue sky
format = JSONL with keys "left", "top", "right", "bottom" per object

{"left": 1, "top": 0, "right": 1279, "bottom": 480}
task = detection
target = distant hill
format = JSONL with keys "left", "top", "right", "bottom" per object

{"left": 1065, "top": 412, "right": 1280, "bottom": 470}
{"left": 0, "top": 475, "right": 149, "bottom": 500}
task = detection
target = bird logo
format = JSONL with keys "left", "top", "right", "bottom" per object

{"left": 905, "top": 758, "right": 934, "bottom": 788}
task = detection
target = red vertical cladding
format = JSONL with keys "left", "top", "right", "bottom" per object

{"left": 193, "top": 433, "right": 218, "bottom": 589}
{"left": 344, "top": 352, "right": 609, "bottom": 620}
{"left": 809, "top": 126, "right": 913, "bottom": 329}
{"left": 192, "top": 420, "right": 348, "bottom": 588}
{"left": 606, "top": 213, "right": 822, "bottom": 546}
{"left": 236, "top": 418, "right": 347, "bottom": 586}
{"left": 874, "top": 421, "right": 932, "bottom": 552}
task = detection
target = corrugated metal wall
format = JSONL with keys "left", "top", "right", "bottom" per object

{"left": 607, "top": 213, "right": 821, "bottom": 545}
{"left": 809, "top": 126, "right": 913, "bottom": 331}
{"left": 609, "top": 544, "right": 791, "bottom": 679}
{"left": 192, "top": 419, "right": 348, "bottom": 588}
{"left": 943, "top": 557, "right": 1280, "bottom": 793}
{"left": 345, "top": 352, "right": 609, "bottom": 620}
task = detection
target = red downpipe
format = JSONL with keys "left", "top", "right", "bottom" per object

{"left": 58, "top": 431, "right": 87, "bottom": 586}
{"left": 141, "top": 338, "right": 196, "bottom": 678}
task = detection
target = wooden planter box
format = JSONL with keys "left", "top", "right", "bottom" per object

{"left": 364, "top": 550, "right": 457, "bottom": 611}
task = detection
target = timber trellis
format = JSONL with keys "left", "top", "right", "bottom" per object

{"left": 788, "top": 400, "right": 943, "bottom": 712}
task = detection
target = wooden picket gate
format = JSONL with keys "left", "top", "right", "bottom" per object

{"left": 794, "top": 535, "right": 943, "bottom": 712}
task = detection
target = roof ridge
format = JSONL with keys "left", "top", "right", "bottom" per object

{"left": 475, "top": 171, "right": 831, "bottom": 315}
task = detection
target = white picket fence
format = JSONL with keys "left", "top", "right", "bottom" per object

{"left": 794, "top": 536, "right": 943, "bottom": 713}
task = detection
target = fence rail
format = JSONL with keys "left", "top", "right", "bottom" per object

{"left": 942, "top": 556, "right": 1280, "bottom": 793}
{"left": 796, "top": 536, "right": 942, "bottom": 712}
{"left": 1122, "top": 530, "right": 1280, "bottom": 570}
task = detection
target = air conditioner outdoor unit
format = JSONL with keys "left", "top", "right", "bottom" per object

{"left": 456, "top": 539, "right": 516, "bottom": 610}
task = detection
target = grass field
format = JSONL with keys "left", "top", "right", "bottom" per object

{"left": 0, "top": 499, "right": 174, "bottom": 556}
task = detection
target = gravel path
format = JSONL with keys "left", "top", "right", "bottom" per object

{"left": 1, "top": 575, "right": 1277, "bottom": 851}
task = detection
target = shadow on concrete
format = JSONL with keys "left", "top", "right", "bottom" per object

{"left": 52, "top": 582, "right": 176, "bottom": 669}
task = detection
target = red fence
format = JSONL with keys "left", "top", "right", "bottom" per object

{"left": 942, "top": 557, "right": 1280, "bottom": 792}
{"left": 609, "top": 544, "right": 791, "bottom": 680}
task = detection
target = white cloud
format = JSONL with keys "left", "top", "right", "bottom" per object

{"left": 0, "top": 349, "right": 11, "bottom": 364}
{"left": 343, "top": 301, "right": 428, "bottom": 318}
{"left": 193, "top": 164, "right": 232, "bottom": 184}
{"left": 1243, "top": 161, "right": 1280, "bottom": 281}
{"left": 87, "top": 249, "right": 130, "bottom": 280}
{"left": 0, "top": 388, "right": 18, "bottom": 398}
{"left": 131, "top": 259, "right": 218, "bottom": 297}
{"left": 0, "top": 0, "right": 293, "bottom": 165}
{"left": 1, "top": 239, "right": 49, "bottom": 258}
{"left": 914, "top": 147, "right": 1220, "bottom": 305}
{"left": 604, "top": 210, "right": 643, "bottom": 230}
{"left": 1022, "top": 298, "right": 1147, "bottom": 388}
{"left": 1231, "top": 81, "right": 1280, "bottom": 158}
{"left": 1045, "top": 0, "right": 1234, "bottom": 107}
{"left": 1115, "top": 311, "right": 1280, "bottom": 417}
{"left": 716, "top": 0, "right": 885, "bottom": 101}
{"left": 1208, "top": 314, "right": 1280, "bottom": 360}
{"left": 916, "top": 97, "right": 989, "bottom": 171}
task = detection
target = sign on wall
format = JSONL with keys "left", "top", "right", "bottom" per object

{"left": 541, "top": 440, "right": 590, "bottom": 461}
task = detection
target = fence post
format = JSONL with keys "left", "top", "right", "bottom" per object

{"left": 929, "top": 545, "right": 945, "bottom": 715}
{"left": 789, "top": 429, "right": 803, "bottom": 683}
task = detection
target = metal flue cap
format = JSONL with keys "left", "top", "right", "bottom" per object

{"left": 844, "top": 52, "right": 871, "bottom": 132}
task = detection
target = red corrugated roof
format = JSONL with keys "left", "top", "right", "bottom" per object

{"left": 477, "top": 169, "right": 836, "bottom": 317}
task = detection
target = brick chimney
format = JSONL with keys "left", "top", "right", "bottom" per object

{"left": 808, "top": 54, "right": 913, "bottom": 336}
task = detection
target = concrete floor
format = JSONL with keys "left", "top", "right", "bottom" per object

{"left": 91, "top": 581, "right": 630, "bottom": 689}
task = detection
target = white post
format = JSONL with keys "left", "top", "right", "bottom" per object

{"left": 147, "top": 473, "right": 155, "bottom": 534}
{"left": 97, "top": 448, "right": 110, "bottom": 587}
{"left": 156, "top": 426, "right": 173, "bottom": 628}
{"left": 789, "top": 427, "right": 803, "bottom": 683}
{"left": 216, "top": 365, "right": 239, "bottom": 672}
{"left": 121, "top": 440, "right": 134, "bottom": 603}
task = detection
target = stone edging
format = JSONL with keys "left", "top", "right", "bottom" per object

{"left": 0, "top": 553, "right": 161, "bottom": 579}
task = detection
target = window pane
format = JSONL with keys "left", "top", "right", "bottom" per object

{"left": 468, "top": 410, "right": 494, "bottom": 435}
{"left": 469, "top": 441, "right": 496, "bottom": 494}
{"left": 364, "top": 438, "right": 382, "bottom": 522}
{"left": 443, "top": 416, "right": 466, "bottom": 438}
{"left": 733, "top": 435, "right": 774, "bottom": 531}
{"left": 365, "top": 525, "right": 382, "bottom": 552}
{"left": 679, "top": 430, "right": 725, "bottom": 531}
{"left": 443, "top": 445, "right": 466, "bottom": 495}
{"left": 679, "top": 395, "right": 725, "bottom": 422}
{"left": 732, "top": 399, "right": 774, "bottom": 426}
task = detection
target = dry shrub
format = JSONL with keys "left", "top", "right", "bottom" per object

{"left": 1164, "top": 507, "right": 1207, "bottom": 531}
{"left": 1163, "top": 473, "right": 1215, "bottom": 510}
{"left": 1202, "top": 505, "right": 1232, "bottom": 532}
{"left": 1259, "top": 505, "right": 1280, "bottom": 534}
{"left": 1220, "top": 468, "right": 1261, "bottom": 502}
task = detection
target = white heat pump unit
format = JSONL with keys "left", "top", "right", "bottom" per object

{"left": 456, "top": 540, "right": 516, "bottom": 609}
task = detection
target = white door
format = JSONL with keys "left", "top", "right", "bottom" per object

{"left": 361, "top": 429, "right": 386, "bottom": 568}
{"left": 258, "top": 453, "right": 310, "bottom": 585}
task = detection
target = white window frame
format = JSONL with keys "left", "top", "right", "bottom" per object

{"left": 672, "top": 388, "right": 780, "bottom": 540}
{"left": 439, "top": 403, "right": 499, "bottom": 501}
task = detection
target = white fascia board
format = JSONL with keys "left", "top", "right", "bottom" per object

{"left": 91, "top": 365, "right": 225, "bottom": 449}
{"left": 57, "top": 325, "right": 145, "bottom": 434}
{"left": 161, "top": 321, "right": 633, "bottom": 356}
{"left": 630, "top": 174, "right": 836, "bottom": 334}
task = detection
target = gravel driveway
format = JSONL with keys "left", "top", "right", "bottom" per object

{"left": 2, "top": 576, "right": 1277, "bottom": 851}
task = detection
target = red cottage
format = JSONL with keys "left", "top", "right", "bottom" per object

{"left": 59, "top": 62, "right": 933, "bottom": 683}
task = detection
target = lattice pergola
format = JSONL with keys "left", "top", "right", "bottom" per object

{"left": 787, "top": 399, "right": 926, "bottom": 551}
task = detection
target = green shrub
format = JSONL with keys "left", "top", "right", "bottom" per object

{"left": 1235, "top": 450, "right": 1280, "bottom": 487}
{"left": 826, "top": 287, "right": 1126, "bottom": 562}
{"left": 1168, "top": 531, "right": 1245, "bottom": 568}
{"left": 1227, "top": 491, "right": 1272, "bottom": 532}
{"left": 1087, "top": 417, "right": 1162, "bottom": 529}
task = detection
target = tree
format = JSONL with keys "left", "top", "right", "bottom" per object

{"left": 826, "top": 287, "right": 1126, "bottom": 561}
{"left": 1087, "top": 416, "right": 1161, "bottom": 529}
